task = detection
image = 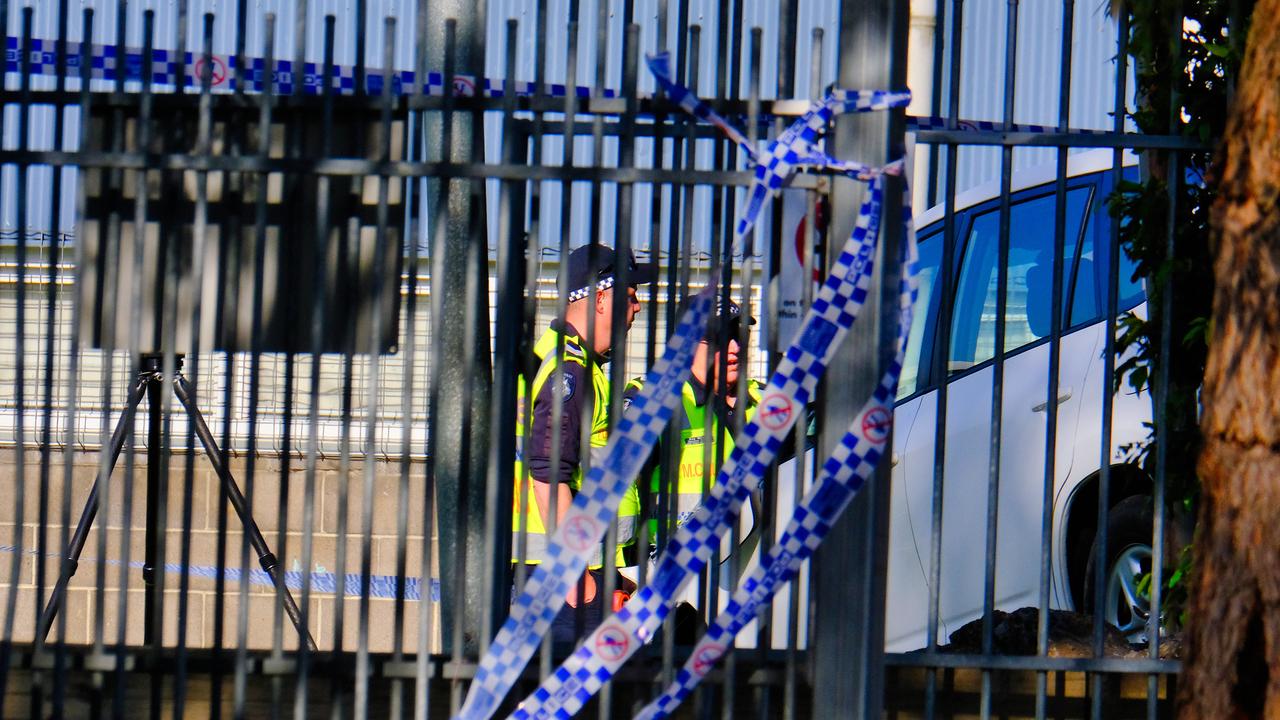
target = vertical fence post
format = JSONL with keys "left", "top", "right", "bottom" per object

{"left": 426, "top": 0, "right": 493, "bottom": 656}
{"left": 484, "top": 119, "right": 528, "bottom": 646}
{"left": 810, "top": 1, "right": 908, "bottom": 716}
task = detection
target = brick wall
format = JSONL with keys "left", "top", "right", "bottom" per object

{"left": 0, "top": 449, "right": 440, "bottom": 654}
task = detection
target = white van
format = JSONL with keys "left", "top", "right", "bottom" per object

{"left": 884, "top": 149, "right": 1154, "bottom": 651}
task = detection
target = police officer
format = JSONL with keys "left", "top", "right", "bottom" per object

{"left": 623, "top": 295, "right": 762, "bottom": 547}
{"left": 622, "top": 295, "right": 784, "bottom": 641}
{"left": 512, "top": 243, "right": 654, "bottom": 643}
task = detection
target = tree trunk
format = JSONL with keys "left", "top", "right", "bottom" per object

{"left": 1179, "top": 1, "right": 1280, "bottom": 717}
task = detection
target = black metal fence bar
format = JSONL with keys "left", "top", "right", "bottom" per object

{"left": 1034, "top": 2, "right": 1075, "bottom": 717}
{"left": 979, "top": 2, "right": 1021, "bottom": 717}
{"left": 922, "top": 2, "right": 965, "bottom": 717}
{"left": 1090, "top": 9, "right": 1131, "bottom": 718}
{"left": 2, "top": 4, "right": 29, "bottom": 714}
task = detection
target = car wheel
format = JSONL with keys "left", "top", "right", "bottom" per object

{"left": 1083, "top": 494, "right": 1154, "bottom": 644}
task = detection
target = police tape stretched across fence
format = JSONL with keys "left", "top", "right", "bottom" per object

{"left": 503, "top": 61, "right": 911, "bottom": 720}
{"left": 634, "top": 193, "right": 920, "bottom": 720}
{"left": 507, "top": 175, "right": 888, "bottom": 720}
{"left": 456, "top": 53, "right": 909, "bottom": 720}
{"left": 5, "top": 35, "right": 1106, "bottom": 141}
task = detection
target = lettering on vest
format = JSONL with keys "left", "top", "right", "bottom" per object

{"left": 679, "top": 462, "right": 706, "bottom": 479}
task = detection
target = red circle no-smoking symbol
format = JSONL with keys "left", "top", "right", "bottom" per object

{"left": 451, "top": 74, "right": 476, "bottom": 97}
{"left": 562, "top": 515, "right": 600, "bottom": 553}
{"left": 758, "top": 393, "right": 793, "bottom": 431}
{"left": 692, "top": 644, "right": 725, "bottom": 676}
{"left": 194, "top": 55, "right": 228, "bottom": 86}
{"left": 595, "top": 625, "right": 629, "bottom": 662}
{"left": 861, "top": 406, "right": 892, "bottom": 444}
{"left": 793, "top": 196, "right": 830, "bottom": 283}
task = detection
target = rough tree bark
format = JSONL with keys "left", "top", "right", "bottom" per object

{"left": 1179, "top": 1, "right": 1280, "bottom": 716}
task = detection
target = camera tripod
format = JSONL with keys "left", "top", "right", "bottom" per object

{"left": 35, "top": 355, "right": 317, "bottom": 651}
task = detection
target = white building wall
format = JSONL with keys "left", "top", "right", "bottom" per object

{"left": 935, "top": 0, "right": 1137, "bottom": 196}
{"left": 2, "top": 1, "right": 1136, "bottom": 237}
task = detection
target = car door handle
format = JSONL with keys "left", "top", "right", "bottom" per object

{"left": 1031, "top": 388, "right": 1073, "bottom": 413}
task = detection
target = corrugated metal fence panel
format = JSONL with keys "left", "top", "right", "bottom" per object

{"left": 938, "top": 0, "right": 1138, "bottom": 194}
{"left": 3, "top": 0, "right": 1140, "bottom": 239}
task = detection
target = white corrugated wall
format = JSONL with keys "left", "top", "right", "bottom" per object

{"left": 1, "top": 0, "right": 1135, "bottom": 235}
{"left": 934, "top": 0, "right": 1137, "bottom": 196}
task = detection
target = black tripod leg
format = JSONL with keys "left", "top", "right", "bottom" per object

{"left": 170, "top": 374, "right": 318, "bottom": 652}
{"left": 35, "top": 372, "right": 152, "bottom": 647}
{"left": 143, "top": 357, "right": 163, "bottom": 646}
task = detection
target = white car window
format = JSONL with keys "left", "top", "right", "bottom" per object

{"left": 897, "top": 231, "right": 942, "bottom": 399}
{"left": 1069, "top": 198, "right": 1146, "bottom": 325}
{"left": 948, "top": 188, "right": 1092, "bottom": 371}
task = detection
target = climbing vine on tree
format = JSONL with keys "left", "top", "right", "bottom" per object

{"left": 1107, "top": 0, "right": 1250, "bottom": 627}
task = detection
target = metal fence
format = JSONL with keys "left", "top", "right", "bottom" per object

{"left": 0, "top": 0, "right": 1210, "bottom": 718}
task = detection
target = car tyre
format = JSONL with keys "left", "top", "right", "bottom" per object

{"left": 1083, "top": 494, "right": 1155, "bottom": 644}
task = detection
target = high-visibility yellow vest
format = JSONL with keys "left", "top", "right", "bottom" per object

{"left": 626, "top": 377, "right": 763, "bottom": 538}
{"left": 512, "top": 327, "right": 640, "bottom": 568}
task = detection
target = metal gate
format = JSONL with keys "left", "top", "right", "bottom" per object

{"left": 0, "top": 0, "right": 1209, "bottom": 718}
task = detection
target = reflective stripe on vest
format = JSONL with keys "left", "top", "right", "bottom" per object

{"left": 512, "top": 327, "right": 639, "bottom": 567}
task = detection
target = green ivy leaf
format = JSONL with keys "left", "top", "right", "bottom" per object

{"left": 1203, "top": 41, "right": 1231, "bottom": 58}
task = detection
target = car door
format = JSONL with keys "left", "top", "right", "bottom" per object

{"left": 884, "top": 226, "right": 946, "bottom": 651}
{"left": 886, "top": 183, "right": 1096, "bottom": 650}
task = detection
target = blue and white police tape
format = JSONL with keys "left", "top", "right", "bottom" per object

{"left": 646, "top": 52, "right": 912, "bottom": 247}
{"left": 5, "top": 36, "right": 1111, "bottom": 137}
{"left": 457, "top": 57, "right": 894, "bottom": 720}
{"left": 509, "top": 174, "right": 888, "bottom": 720}
{"left": 455, "top": 287, "right": 717, "bottom": 720}
{"left": 644, "top": 52, "right": 754, "bottom": 158}
{"left": 733, "top": 84, "right": 910, "bottom": 241}
{"left": 0, "top": 543, "right": 440, "bottom": 601}
{"left": 635, "top": 197, "right": 920, "bottom": 720}
{"left": 2, "top": 35, "right": 618, "bottom": 98}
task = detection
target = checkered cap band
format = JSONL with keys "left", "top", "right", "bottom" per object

{"left": 565, "top": 275, "right": 617, "bottom": 303}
